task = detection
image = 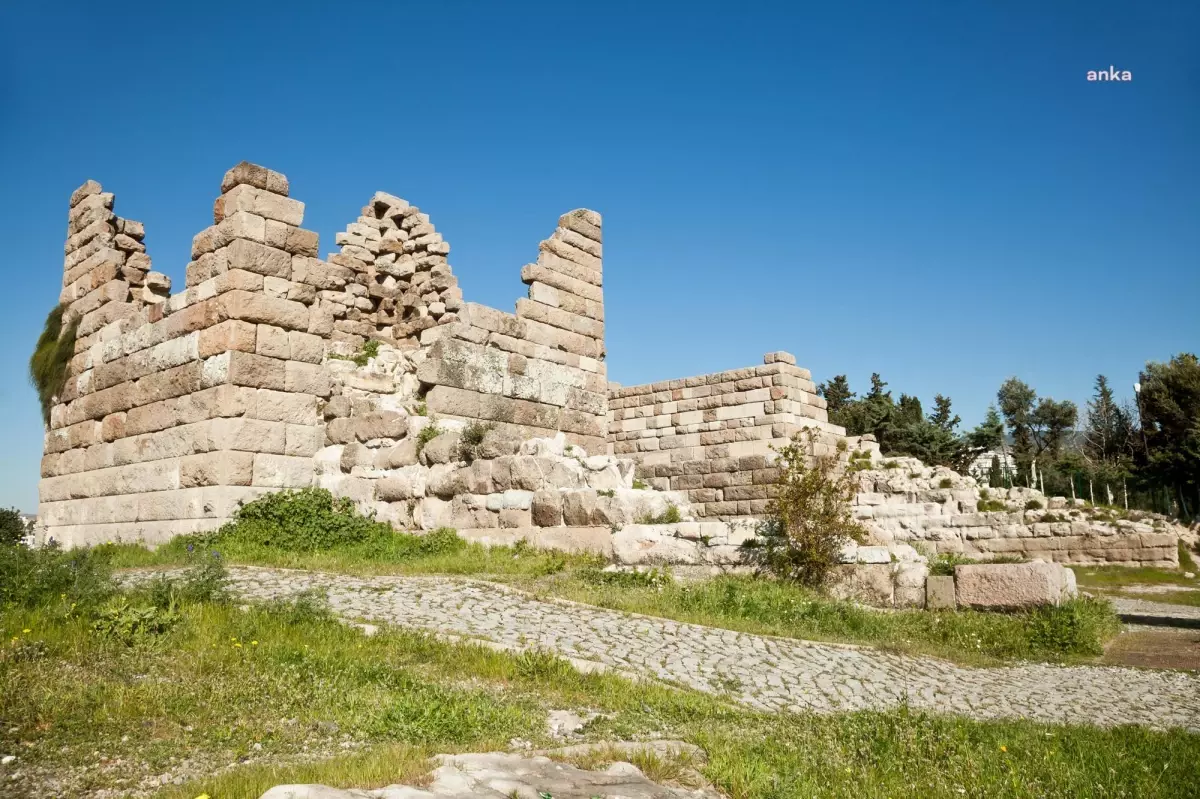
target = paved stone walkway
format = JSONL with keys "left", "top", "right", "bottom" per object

{"left": 165, "top": 567, "right": 1200, "bottom": 731}
{"left": 1112, "top": 597, "right": 1200, "bottom": 628}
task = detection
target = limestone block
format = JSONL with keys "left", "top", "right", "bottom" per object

{"left": 285, "top": 424, "right": 324, "bottom": 457}
{"left": 376, "top": 439, "right": 419, "bottom": 470}
{"left": 420, "top": 431, "right": 462, "bottom": 465}
{"left": 955, "top": 562, "right": 1077, "bottom": 609}
{"left": 355, "top": 411, "right": 408, "bottom": 442}
{"left": 416, "top": 496, "right": 452, "bottom": 530}
{"left": 612, "top": 525, "right": 704, "bottom": 565}
{"left": 219, "top": 184, "right": 304, "bottom": 226}
{"left": 376, "top": 466, "right": 428, "bottom": 501}
{"left": 179, "top": 452, "right": 255, "bottom": 487}
{"left": 826, "top": 565, "right": 894, "bottom": 608}
{"left": 226, "top": 351, "right": 287, "bottom": 391}
{"left": 427, "top": 464, "right": 467, "bottom": 498}
{"left": 253, "top": 389, "right": 317, "bottom": 424}
{"left": 562, "top": 490, "right": 598, "bottom": 526}
{"left": 856, "top": 545, "right": 891, "bottom": 564}
{"left": 339, "top": 442, "right": 374, "bottom": 472}
{"left": 531, "top": 490, "right": 564, "bottom": 527}
{"left": 218, "top": 289, "right": 309, "bottom": 330}
{"left": 207, "top": 417, "right": 287, "bottom": 454}
{"left": 285, "top": 360, "right": 331, "bottom": 397}
{"left": 926, "top": 575, "right": 956, "bottom": 609}
{"left": 221, "top": 161, "right": 288, "bottom": 196}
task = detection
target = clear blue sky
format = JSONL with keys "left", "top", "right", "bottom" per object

{"left": 1, "top": 1, "right": 1196, "bottom": 511}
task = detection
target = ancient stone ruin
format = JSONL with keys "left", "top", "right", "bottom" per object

{"left": 39, "top": 162, "right": 1180, "bottom": 588}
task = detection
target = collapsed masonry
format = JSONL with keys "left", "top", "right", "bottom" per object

{"left": 38, "top": 162, "right": 1179, "bottom": 572}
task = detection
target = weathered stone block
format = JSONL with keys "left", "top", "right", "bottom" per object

{"left": 955, "top": 562, "right": 1077, "bottom": 609}
{"left": 925, "top": 575, "right": 956, "bottom": 609}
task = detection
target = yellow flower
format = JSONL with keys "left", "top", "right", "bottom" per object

{"left": 234, "top": 643, "right": 243, "bottom": 648}
{"left": 251, "top": 641, "right": 258, "bottom": 646}
{"left": 196, "top": 794, "right": 211, "bottom": 799}
{"left": 22, "top": 629, "right": 31, "bottom": 634}
{"left": 1000, "top": 745, "right": 1008, "bottom": 753}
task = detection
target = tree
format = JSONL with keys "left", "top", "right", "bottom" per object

{"left": 0, "top": 508, "right": 28, "bottom": 547}
{"left": 998, "top": 378, "right": 1037, "bottom": 480}
{"left": 996, "top": 378, "right": 1078, "bottom": 482}
{"left": 988, "top": 455, "right": 1004, "bottom": 488}
{"left": 1082, "top": 375, "right": 1134, "bottom": 503}
{"left": 817, "top": 375, "right": 854, "bottom": 424}
{"left": 1137, "top": 353, "right": 1200, "bottom": 517}
{"left": 740, "top": 431, "right": 866, "bottom": 586}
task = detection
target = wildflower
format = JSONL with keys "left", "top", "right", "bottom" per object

{"left": 196, "top": 794, "right": 211, "bottom": 799}
{"left": 234, "top": 643, "right": 243, "bottom": 648}
{"left": 1000, "top": 745, "right": 1007, "bottom": 752}
{"left": 251, "top": 641, "right": 258, "bottom": 646}
{"left": 187, "top": 544, "right": 195, "bottom": 553}
{"left": 22, "top": 629, "right": 31, "bottom": 634}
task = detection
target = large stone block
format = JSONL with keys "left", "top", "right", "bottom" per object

{"left": 955, "top": 562, "right": 1078, "bottom": 609}
{"left": 217, "top": 289, "right": 309, "bottom": 331}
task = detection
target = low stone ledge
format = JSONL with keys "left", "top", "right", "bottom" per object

{"left": 455, "top": 526, "right": 613, "bottom": 556}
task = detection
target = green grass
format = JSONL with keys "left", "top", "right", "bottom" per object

{"left": 1076, "top": 542, "right": 1198, "bottom": 590}
{"left": 3, "top": 583, "right": 1198, "bottom": 798}
{"left": 527, "top": 574, "right": 1121, "bottom": 666}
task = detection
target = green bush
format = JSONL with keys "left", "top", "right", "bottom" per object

{"left": 1025, "top": 499, "right": 1044, "bottom": 510}
{"left": 0, "top": 541, "right": 113, "bottom": 610}
{"left": 457, "top": 422, "right": 492, "bottom": 463}
{"left": 632, "top": 478, "right": 648, "bottom": 490}
{"left": 977, "top": 498, "right": 1007, "bottom": 512}
{"left": 938, "top": 478, "right": 953, "bottom": 489}
{"left": 29, "top": 304, "right": 79, "bottom": 424}
{"left": 0, "top": 507, "right": 28, "bottom": 547}
{"left": 415, "top": 423, "right": 443, "bottom": 455}
{"left": 741, "top": 432, "right": 866, "bottom": 587}
{"left": 205, "top": 488, "right": 395, "bottom": 552}
{"left": 328, "top": 338, "right": 380, "bottom": 367}
{"left": 1027, "top": 597, "right": 1121, "bottom": 657}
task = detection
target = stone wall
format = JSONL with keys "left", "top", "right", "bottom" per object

{"left": 608, "top": 351, "right": 871, "bottom": 519}
{"left": 38, "top": 162, "right": 612, "bottom": 547}
{"left": 850, "top": 456, "right": 1179, "bottom": 568}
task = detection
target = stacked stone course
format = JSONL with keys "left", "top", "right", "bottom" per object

{"left": 38, "top": 162, "right": 612, "bottom": 547}
{"left": 609, "top": 351, "right": 869, "bottom": 519}
{"left": 36, "top": 161, "right": 1183, "bottom": 571}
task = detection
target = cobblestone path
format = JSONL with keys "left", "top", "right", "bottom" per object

{"left": 212, "top": 568, "right": 1200, "bottom": 731}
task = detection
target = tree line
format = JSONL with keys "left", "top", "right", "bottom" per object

{"left": 817, "top": 353, "right": 1200, "bottom": 520}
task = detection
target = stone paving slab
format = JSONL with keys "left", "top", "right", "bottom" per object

{"left": 142, "top": 567, "right": 1200, "bottom": 732}
{"left": 1112, "top": 597, "right": 1200, "bottom": 629}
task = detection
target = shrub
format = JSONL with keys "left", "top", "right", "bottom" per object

{"left": 883, "top": 460, "right": 900, "bottom": 470}
{"left": 415, "top": 423, "right": 443, "bottom": 455}
{"left": 636, "top": 503, "right": 682, "bottom": 525}
{"left": 457, "top": 422, "right": 492, "bottom": 463}
{"left": 632, "top": 478, "right": 648, "bottom": 490}
{"left": 208, "top": 488, "right": 395, "bottom": 552}
{"left": 0, "top": 541, "right": 113, "bottom": 610}
{"left": 938, "top": 478, "right": 953, "bottom": 489}
{"left": 741, "top": 431, "right": 866, "bottom": 587}
{"left": 0, "top": 507, "right": 28, "bottom": 547}
{"left": 1025, "top": 499, "right": 1044, "bottom": 510}
{"left": 977, "top": 498, "right": 1007, "bottom": 512}
{"left": 29, "top": 304, "right": 79, "bottom": 424}
{"left": 1027, "top": 597, "right": 1121, "bottom": 657}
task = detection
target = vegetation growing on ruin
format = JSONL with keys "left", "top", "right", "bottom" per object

{"left": 635, "top": 502, "right": 682, "bottom": 525}
{"left": 741, "top": 432, "right": 866, "bottom": 587}
{"left": 28, "top": 303, "right": 78, "bottom": 424}
{"left": 327, "top": 338, "right": 381, "bottom": 367}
